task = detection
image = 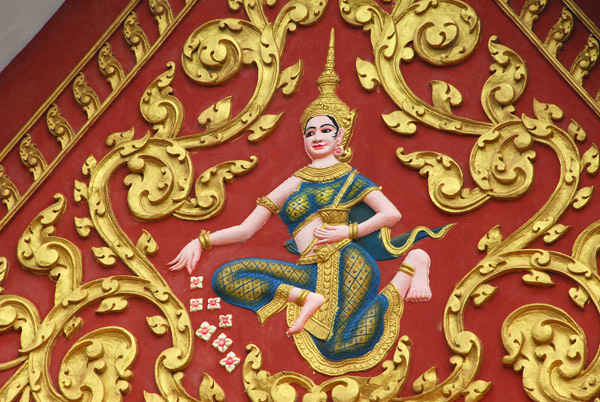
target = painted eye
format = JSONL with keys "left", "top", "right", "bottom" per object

{"left": 305, "top": 130, "right": 315, "bottom": 137}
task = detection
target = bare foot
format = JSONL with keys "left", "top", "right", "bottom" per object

{"left": 406, "top": 250, "right": 431, "bottom": 302}
{"left": 286, "top": 292, "right": 324, "bottom": 336}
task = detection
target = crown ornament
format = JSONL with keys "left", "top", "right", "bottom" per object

{"left": 300, "top": 28, "right": 357, "bottom": 162}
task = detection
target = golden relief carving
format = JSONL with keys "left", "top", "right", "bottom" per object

{"left": 123, "top": 12, "right": 150, "bottom": 63}
{"left": 46, "top": 104, "right": 74, "bottom": 149}
{"left": 149, "top": 0, "right": 174, "bottom": 35}
{"left": 4, "top": 0, "right": 600, "bottom": 401}
{"left": 570, "top": 35, "right": 599, "bottom": 86}
{"left": 98, "top": 43, "right": 125, "bottom": 91}
{"left": 520, "top": 0, "right": 547, "bottom": 29}
{"left": 544, "top": 8, "right": 574, "bottom": 58}
{"left": 0, "top": 166, "right": 20, "bottom": 211}
{"left": 18, "top": 134, "right": 47, "bottom": 181}
{"left": 72, "top": 72, "right": 101, "bottom": 119}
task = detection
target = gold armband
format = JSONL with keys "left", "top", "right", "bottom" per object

{"left": 348, "top": 222, "right": 359, "bottom": 240}
{"left": 198, "top": 230, "right": 212, "bottom": 251}
{"left": 295, "top": 289, "right": 310, "bottom": 306}
{"left": 398, "top": 262, "right": 414, "bottom": 276}
{"left": 257, "top": 196, "right": 280, "bottom": 214}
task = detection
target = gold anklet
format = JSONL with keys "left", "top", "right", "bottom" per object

{"left": 398, "top": 262, "right": 414, "bottom": 276}
{"left": 198, "top": 230, "right": 212, "bottom": 250}
{"left": 296, "top": 289, "right": 310, "bottom": 306}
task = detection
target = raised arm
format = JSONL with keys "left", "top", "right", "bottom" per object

{"left": 314, "top": 190, "right": 402, "bottom": 245}
{"left": 168, "top": 176, "right": 301, "bottom": 273}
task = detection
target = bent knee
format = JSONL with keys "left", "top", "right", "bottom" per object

{"left": 405, "top": 249, "right": 430, "bottom": 265}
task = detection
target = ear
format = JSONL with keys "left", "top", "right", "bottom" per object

{"left": 336, "top": 128, "right": 345, "bottom": 145}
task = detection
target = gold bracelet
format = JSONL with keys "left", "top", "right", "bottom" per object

{"left": 348, "top": 222, "right": 359, "bottom": 240}
{"left": 198, "top": 230, "right": 212, "bottom": 251}
{"left": 398, "top": 262, "right": 414, "bottom": 276}
{"left": 256, "top": 196, "right": 280, "bottom": 214}
{"left": 296, "top": 289, "right": 310, "bottom": 306}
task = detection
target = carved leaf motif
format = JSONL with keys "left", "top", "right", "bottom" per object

{"left": 74, "top": 217, "right": 94, "bottom": 238}
{"left": 481, "top": 36, "right": 527, "bottom": 124}
{"left": 46, "top": 103, "right": 74, "bottom": 149}
{"left": 140, "top": 61, "right": 184, "bottom": 138}
{"left": 96, "top": 297, "right": 129, "bottom": 314}
{"left": 98, "top": 43, "right": 125, "bottom": 90}
{"left": 247, "top": 113, "right": 283, "bottom": 143}
{"left": 413, "top": 367, "right": 438, "bottom": 393}
{"left": 356, "top": 57, "right": 380, "bottom": 92}
{"left": 544, "top": 8, "right": 574, "bottom": 57}
{"left": 149, "top": 0, "right": 174, "bottom": 35}
{"left": 63, "top": 316, "right": 83, "bottom": 340}
{"left": 522, "top": 269, "right": 554, "bottom": 287}
{"left": 17, "top": 194, "right": 82, "bottom": 305}
{"left": 471, "top": 284, "right": 498, "bottom": 307}
{"left": 0, "top": 166, "right": 20, "bottom": 211}
{"left": 572, "top": 187, "right": 593, "bottom": 210}
{"left": 123, "top": 12, "right": 150, "bottom": 63}
{"left": 383, "top": 110, "right": 417, "bottom": 135}
{"left": 199, "top": 373, "right": 226, "bottom": 401}
{"left": 397, "top": 148, "right": 489, "bottom": 214}
{"left": 430, "top": 80, "right": 463, "bottom": 114}
{"left": 568, "top": 119, "right": 586, "bottom": 142}
{"left": 106, "top": 127, "right": 136, "bottom": 148}
{"left": 82, "top": 155, "right": 98, "bottom": 178}
{"left": 570, "top": 35, "right": 599, "bottom": 85}
{"left": 543, "top": 224, "right": 570, "bottom": 244}
{"left": 477, "top": 225, "right": 502, "bottom": 253}
{"left": 19, "top": 134, "right": 48, "bottom": 181}
{"left": 146, "top": 315, "right": 169, "bottom": 336}
{"left": 520, "top": 0, "right": 547, "bottom": 29}
{"left": 477, "top": 256, "right": 506, "bottom": 275}
{"left": 59, "top": 328, "right": 136, "bottom": 401}
{"left": 463, "top": 380, "right": 492, "bottom": 402}
{"left": 569, "top": 286, "right": 590, "bottom": 310}
{"left": 137, "top": 230, "right": 159, "bottom": 257}
{"left": 73, "top": 180, "right": 88, "bottom": 205}
{"left": 532, "top": 98, "right": 563, "bottom": 123}
{"left": 72, "top": 72, "right": 101, "bottom": 119}
{"left": 198, "top": 97, "right": 233, "bottom": 129}
{"left": 92, "top": 247, "right": 118, "bottom": 268}
{"left": 278, "top": 60, "right": 304, "bottom": 97}
{"left": 501, "top": 305, "right": 587, "bottom": 401}
{"left": 175, "top": 157, "right": 259, "bottom": 220}
{"left": 582, "top": 144, "right": 599, "bottom": 175}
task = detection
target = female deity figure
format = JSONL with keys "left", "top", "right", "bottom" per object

{"left": 169, "top": 30, "right": 451, "bottom": 375}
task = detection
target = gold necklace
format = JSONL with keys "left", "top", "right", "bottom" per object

{"left": 292, "top": 163, "right": 352, "bottom": 183}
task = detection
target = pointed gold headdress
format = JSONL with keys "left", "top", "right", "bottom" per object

{"left": 300, "top": 29, "right": 357, "bottom": 162}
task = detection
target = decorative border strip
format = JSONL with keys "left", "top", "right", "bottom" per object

{"left": 494, "top": 0, "right": 600, "bottom": 116}
{"left": 0, "top": 0, "right": 198, "bottom": 231}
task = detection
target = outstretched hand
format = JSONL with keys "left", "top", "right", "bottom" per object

{"left": 167, "top": 238, "right": 202, "bottom": 274}
{"left": 314, "top": 225, "right": 351, "bottom": 246}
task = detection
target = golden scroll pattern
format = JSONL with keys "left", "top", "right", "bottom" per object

{"left": 2, "top": 0, "right": 600, "bottom": 401}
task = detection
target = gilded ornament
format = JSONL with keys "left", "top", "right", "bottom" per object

{"left": 174, "top": 157, "right": 259, "bottom": 221}
{"left": 568, "top": 119, "right": 586, "bottom": 142}
{"left": 519, "top": 0, "right": 547, "bottom": 29}
{"left": 73, "top": 72, "right": 101, "bottom": 119}
{"left": 74, "top": 216, "right": 94, "bottom": 238}
{"left": 98, "top": 42, "right": 125, "bottom": 91}
{"left": 58, "top": 327, "right": 137, "bottom": 401}
{"left": 0, "top": 167, "right": 20, "bottom": 211}
{"left": 0, "top": 257, "right": 7, "bottom": 294}
{"left": 82, "top": 155, "right": 98, "bottom": 178}
{"left": 543, "top": 8, "right": 574, "bottom": 58}
{"left": 571, "top": 186, "right": 593, "bottom": 210}
{"left": 570, "top": 35, "right": 599, "bottom": 85}
{"left": 137, "top": 230, "right": 159, "bottom": 257}
{"left": 46, "top": 103, "right": 74, "bottom": 149}
{"left": 123, "top": 12, "right": 150, "bottom": 63}
{"left": 140, "top": 62, "right": 184, "bottom": 139}
{"left": 149, "top": 0, "right": 174, "bottom": 35}
{"left": 178, "top": 0, "right": 327, "bottom": 150}
{"left": 19, "top": 134, "right": 48, "bottom": 181}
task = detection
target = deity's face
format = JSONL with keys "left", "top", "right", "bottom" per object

{"left": 303, "top": 115, "right": 344, "bottom": 161}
